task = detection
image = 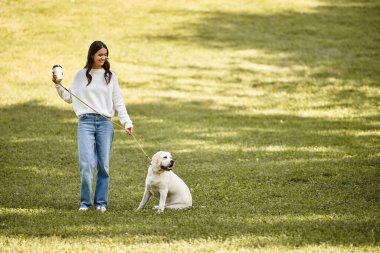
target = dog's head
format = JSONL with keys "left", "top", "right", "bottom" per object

{"left": 151, "top": 151, "right": 175, "bottom": 172}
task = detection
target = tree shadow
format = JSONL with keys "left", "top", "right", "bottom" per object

{"left": 0, "top": 99, "right": 378, "bottom": 246}
{"left": 148, "top": 0, "right": 379, "bottom": 85}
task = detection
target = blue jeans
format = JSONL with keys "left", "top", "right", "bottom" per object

{"left": 77, "top": 113, "right": 114, "bottom": 208}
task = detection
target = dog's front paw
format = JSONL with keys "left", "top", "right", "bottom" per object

{"left": 153, "top": 206, "right": 164, "bottom": 213}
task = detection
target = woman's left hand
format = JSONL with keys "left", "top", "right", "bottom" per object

{"left": 125, "top": 127, "right": 133, "bottom": 135}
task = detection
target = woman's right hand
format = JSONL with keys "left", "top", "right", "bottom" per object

{"left": 52, "top": 73, "right": 61, "bottom": 85}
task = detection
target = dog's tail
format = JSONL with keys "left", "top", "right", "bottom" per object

{"left": 189, "top": 205, "right": 207, "bottom": 209}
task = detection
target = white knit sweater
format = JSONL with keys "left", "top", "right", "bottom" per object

{"left": 55, "top": 68, "right": 133, "bottom": 128}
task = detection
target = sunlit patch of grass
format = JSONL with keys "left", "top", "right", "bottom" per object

{"left": 0, "top": 235, "right": 378, "bottom": 253}
{"left": 0, "top": 208, "right": 48, "bottom": 216}
{"left": 248, "top": 145, "right": 342, "bottom": 153}
{"left": 16, "top": 165, "right": 69, "bottom": 177}
{"left": 317, "top": 129, "right": 380, "bottom": 137}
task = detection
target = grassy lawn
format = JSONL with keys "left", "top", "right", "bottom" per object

{"left": 0, "top": 0, "right": 379, "bottom": 252}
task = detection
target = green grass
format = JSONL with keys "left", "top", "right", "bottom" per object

{"left": 0, "top": 0, "right": 379, "bottom": 252}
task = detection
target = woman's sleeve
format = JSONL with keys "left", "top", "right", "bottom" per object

{"left": 55, "top": 83, "right": 72, "bottom": 103}
{"left": 112, "top": 75, "right": 133, "bottom": 128}
{"left": 54, "top": 70, "right": 84, "bottom": 104}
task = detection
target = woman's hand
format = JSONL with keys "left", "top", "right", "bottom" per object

{"left": 125, "top": 127, "right": 133, "bottom": 135}
{"left": 52, "top": 73, "right": 62, "bottom": 85}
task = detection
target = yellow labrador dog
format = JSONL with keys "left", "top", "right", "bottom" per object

{"left": 136, "top": 151, "right": 192, "bottom": 212}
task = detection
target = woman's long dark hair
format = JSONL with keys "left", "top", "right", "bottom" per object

{"left": 84, "top": 41, "right": 112, "bottom": 85}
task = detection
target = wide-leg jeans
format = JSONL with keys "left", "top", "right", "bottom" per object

{"left": 77, "top": 113, "right": 114, "bottom": 208}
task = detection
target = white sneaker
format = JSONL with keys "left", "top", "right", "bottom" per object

{"left": 96, "top": 206, "right": 107, "bottom": 213}
{"left": 78, "top": 206, "right": 89, "bottom": 211}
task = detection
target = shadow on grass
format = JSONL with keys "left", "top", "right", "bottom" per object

{"left": 148, "top": 0, "right": 379, "bottom": 85}
{"left": 0, "top": 100, "right": 379, "bottom": 246}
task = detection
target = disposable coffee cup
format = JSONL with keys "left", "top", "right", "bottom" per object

{"left": 52, "top": 65, "right": 63, "bottom": 82}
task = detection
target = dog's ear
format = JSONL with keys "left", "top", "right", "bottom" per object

{"left": 151, "top": 151, "right": 162, "bottom": 168}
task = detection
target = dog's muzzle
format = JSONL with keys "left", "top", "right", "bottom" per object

{"left": 161, "top": 160, "right": 175, "bottom": 171}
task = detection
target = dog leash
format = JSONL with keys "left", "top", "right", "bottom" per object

{"left": 58, "top": 83, "right": 152, "bottom": 162}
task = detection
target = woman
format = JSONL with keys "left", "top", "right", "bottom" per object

{"left": 52, "top": 41, "right": 133, "bottom": 212}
